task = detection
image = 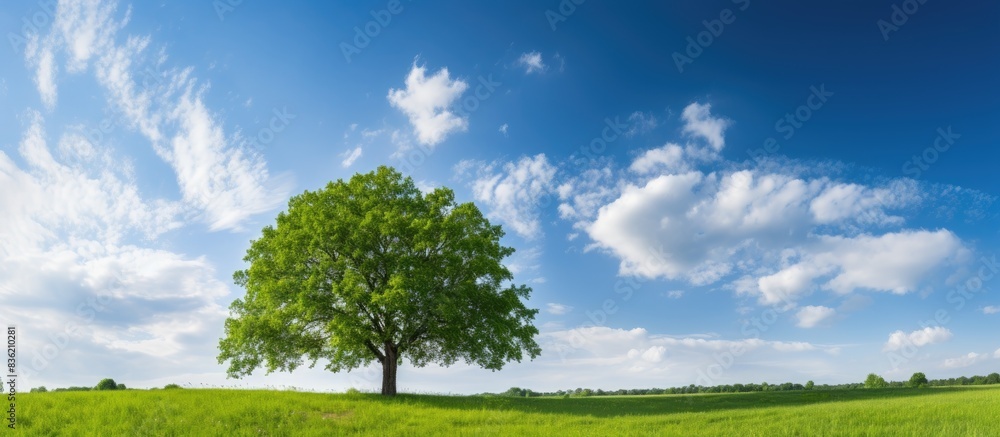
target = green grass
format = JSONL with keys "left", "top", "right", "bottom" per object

{"left": 15, "top": 385, "right": 1000, "bottom": 436}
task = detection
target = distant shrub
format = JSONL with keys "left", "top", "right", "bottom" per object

{"left": 163, "top": 384, "right": 182, "bottom": 390}
{"left": 909, "top": 372, "right": 928, "bottom": 388}
{"left": 94, "top": 379, "right": 127, "bottom": 390}
{"left": 345, "top": 387, "right": 361, "bottom": 395}
{"left": 30, "top": 386, "right": 47, "bottom": 393}
{"left": 864, "top": 373, "right": 888, "bottom": 389}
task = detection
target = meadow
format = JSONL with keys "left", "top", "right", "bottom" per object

{"left": 15, "top": 385, "right": 1000, "bottom": 436}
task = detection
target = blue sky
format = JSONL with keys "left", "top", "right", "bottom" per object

{"left": 1, "top": 0, "right": 998, "bottom": 393}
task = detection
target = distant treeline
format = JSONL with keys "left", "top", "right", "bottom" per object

{"left": 492, "top": 372, "right": 1000, "bottom": 397}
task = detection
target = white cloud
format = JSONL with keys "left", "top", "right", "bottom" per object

{"left": 581, "top": 113, "right": 957, "bottom": 304}
{"left": 630, "top": 143, "right": 687, "bottom": 175}
{"left": 666, "top": 290, "right": 684, "bottom": 299}
{"left": 0, "top": 111, "right": 230, "bottom": 388}
{"left": 942, "top": 352, "right": 985, "bottom": 369}
{"left": 795, "top": 306, "right": 835, "bottom": 328}
{"left": 468, "top": 154, "right": 557, "bottom": 239}
{"left": 340, "top": 147, "right": 362, "bottom": 168}
{"left": 546, "top": 303, "right": 573, "bottom": 315}
{"left": 517, "top": 51, "right": 545, "bottom": 74}
{"left": 499, "top": 123, "right": 509, "bottom": 137}
{"left": 884, "top": 327, "right": 953, "bottom": 352}
{"left": 982, "top": 306, "right": 1000, "bottom": 315}
{"left": 995, "top": 348, "right": 1000, "bottom": 359}
{"left": 387, "top": 63, "right": 468, "bottom": 146}
{"left": 681, "top": 102, "right": 729, "bottom": 151}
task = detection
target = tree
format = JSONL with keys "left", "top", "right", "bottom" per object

{"left": 987, "top": 373, "right": 1000, "bottom": 385}
{"left": 909, "top": 372, "right": 928, "bottom": 387}
{"left": 864, "top": 373, "right": 888, "bottom": 389}
{"left": 805, "top": 380, "right": 814, "bottom": 390}
{"left": 95, "top": 378, "right": 119, "bottom": 391}
{"left": 30, "top": 386, "right": 47, "bottom": 393}
{"left": 218, "top": 167, "right": 541, "bottom": 396}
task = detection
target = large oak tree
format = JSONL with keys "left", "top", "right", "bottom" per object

{"left": 218, "top": 167, "right": 541, "bottom": 395}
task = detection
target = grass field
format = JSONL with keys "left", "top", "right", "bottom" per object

{"left": 15, "top": 385, "right": 1000, "bottom": 436}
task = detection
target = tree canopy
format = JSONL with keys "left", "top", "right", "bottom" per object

{"left": 217, "top": 166, "right": 541, "bottom": 395}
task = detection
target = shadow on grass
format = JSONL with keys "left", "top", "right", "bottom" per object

{"left": 363, "top": 387, "right": 985, "bottom": 418}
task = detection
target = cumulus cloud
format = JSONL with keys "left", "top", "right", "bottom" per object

{"left": 942, "top": 352, "right": 985, "bottom": 369}
{"left": 982, "top": 306, "right": 999, "bottom": 315}
{"left": 884, "top": 327, "right": 953, "bottom": 352}
{"left": 796, "top": 306, "right": 835, "bottom": 328}
{"left": 466, "top": 154, "right": 557, "bottom": 239}
{"left": 563, "top": 102, "right": 965, "bottom": 306}
{"left": 517, "top": 51, "right": 545, "bottom": 74}
{"left": 387, "top": 62, "right": 468, "bottom": 146}
{"left": 681, "top": 102, "right": 729, "bottom": 151}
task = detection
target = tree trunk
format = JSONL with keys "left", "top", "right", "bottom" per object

{"left": 381, "top": 342, "right": 398, "bottom": 396}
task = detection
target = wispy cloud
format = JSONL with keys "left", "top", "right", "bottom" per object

{"left": 25, "top": 0, "right": 290, "bottom": 231}
{"left": 340, "top": 147, "right": 363, "bottom": 168}
{"left": 546, "top": 303, "right": 573, "bottom": 315}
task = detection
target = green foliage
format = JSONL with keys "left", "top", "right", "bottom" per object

{"left": 163, "top": 384, "right": 182, "bottom": 390}
{"left": 909, "top": 372, "right": 928, "bottom": 388}
{"left": 95, "top": 378, "right": 120, "bottom": 391}
{"left": 987, "top": 373, "right": 1000, "bottom": 385}
{"left": 864, "top": 373, "right": 888, "bottom": 389}
{"left": 14, "top": 386, "right": 1000, "bottom": 435}
{"left": 218, "top": 167, "right": 540, "bottom": 395}
{"left": 805, "top": 380, "right": 814, "bottom": 390}
{"left": 30, "top": 386, "right": 47, "bottom": 393}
